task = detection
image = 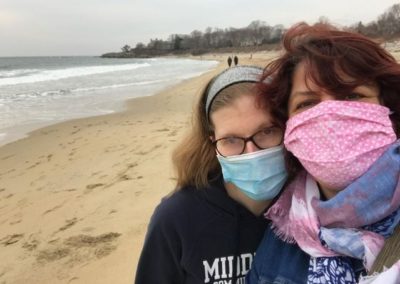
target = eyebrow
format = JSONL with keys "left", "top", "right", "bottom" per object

{"left": 290, "top": 91, "right": 319, "bottom": 98}
{"left": 216, "top": 124, "right": 277, "bottom": 139}
{"left": 289, "top": 90, "right": 318, "bottom": 105}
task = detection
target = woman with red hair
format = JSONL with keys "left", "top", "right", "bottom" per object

{"left": 247, "top": 22, "right": 400, "bottom": 283}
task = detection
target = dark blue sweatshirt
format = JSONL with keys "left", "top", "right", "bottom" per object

{"left": 134, "top": 179, "right": 268, "bottom": 284}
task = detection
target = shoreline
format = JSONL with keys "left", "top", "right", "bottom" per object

{"left": 0, "top": 57, "right": 219, "bottom": 148}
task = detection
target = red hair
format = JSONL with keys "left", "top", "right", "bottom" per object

{"left": 259, "top": 22, "right": 400, "bottom": 179}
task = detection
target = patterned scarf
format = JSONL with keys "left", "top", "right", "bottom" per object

{"left": 266, "top": 141, "right": 400, "bottom": 283}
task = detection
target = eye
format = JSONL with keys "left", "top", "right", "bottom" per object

{"left": 343, "top": 92, "right": 365, "bottom": 101}
{"left": 294, "top": 100, "right": 318, "bottom": 111}
{"left": 253, "top": 126, "right": 283, "bottom": 148}
{"left": 219, "top": 137, "right": 241, "bottom": 146}
{"left": 259, "top": 126, "right": 280, "bottom": 136}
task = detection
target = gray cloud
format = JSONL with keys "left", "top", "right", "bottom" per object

{"left": 0, "top": 0, "right": 398, "bottom": 56}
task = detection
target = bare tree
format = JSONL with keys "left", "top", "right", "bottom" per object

{"left": 121, "top": 44, "right": 131, "bottom": 53}
{"left": 377, "top": 4, "right": 400, "bottom": 37}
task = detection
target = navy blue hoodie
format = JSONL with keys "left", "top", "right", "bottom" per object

{"left": 135, "top": 178, "right": 268, "bottom": 284}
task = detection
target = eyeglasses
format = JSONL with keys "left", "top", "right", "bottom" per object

{"left": 212, "top": 126, "right": 283, "bottom": 157}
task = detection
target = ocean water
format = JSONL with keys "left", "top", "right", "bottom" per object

{"left": 0, "top": 56, "right": 218, "bottom": 145}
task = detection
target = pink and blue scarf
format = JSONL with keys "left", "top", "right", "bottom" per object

{"left": 266, "top": 141, "right": 400, "bottom": 283}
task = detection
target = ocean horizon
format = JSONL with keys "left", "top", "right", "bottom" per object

{"left": 0, "top": 56, "right": 218, "bottom": 146}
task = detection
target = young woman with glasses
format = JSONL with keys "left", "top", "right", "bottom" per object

{"left": 135, "top": 66, "right": 287, "bottom": 283}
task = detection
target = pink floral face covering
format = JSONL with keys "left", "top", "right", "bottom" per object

{"left": 284, "top": 100, "right": 397, "bottom": 189}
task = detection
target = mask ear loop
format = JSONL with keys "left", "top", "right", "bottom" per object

{"left": 389, "top": 110, "right": 395, "bottom": 115}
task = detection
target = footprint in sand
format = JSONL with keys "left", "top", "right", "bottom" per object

{"left": 135, "top": 144, "right": 162, "bottom": 155}
{"left": 105, "top": 144, "right": 127, "bottom": 153}
{"left": 84, "top": 183, "right": 104, "bottom": 194}
{"left": 82, "top": 227, "right": 95, "bottom": 232}
{"left": 9, "top": 219, "right": 22, "bottom": 225}
{"left": 0, "top": 234, "right": 24, "bottom": 246}
{"left": 43, "top": 203, "right": 65, "bottom": 215}
{"left": 71, "top": 128, "right": 81, "bottom": 135}
{"left": 119, "top": 174, "right": 132, "bottom": 181}
{"left": 27, "top": 162, "right": 41, "bottom": 170}
{"left": 85, "top": 183, "right": 104, "bottom": 190}
{"left": 22, "top": 238, "right": 40, "bottom": 251}
{"left": 57, "top": 218, "right": 78, "bottom": 233}
{"left": 126, "top": 162, "right": 138, "bottom": 171}
{"left": 68, "top": 276, "right": 80, "bottom": 283}
{"left": 168, "top": 129, "right": 178, "bottom": 137}
{"left": 154, "top": 128, "right": 170, "bottom": 132}
{"left": 36, "top": 232, "right": 121, "bottom": 265}
{"left": 4, "top": 193, "right": 13, "bottom": 199}
{"left": 1, "top": 154, "right": 15, "bottom": 160}
{"left": 36, "top": 247, "right": 71, "bottom": 263}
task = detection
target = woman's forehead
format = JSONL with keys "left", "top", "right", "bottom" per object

{"left": 292, "top": 61, "right": 376, "bottom": 90}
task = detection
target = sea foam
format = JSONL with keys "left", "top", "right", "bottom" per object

{"left": 0, "top": 63, "right": 150, "bottom": 86}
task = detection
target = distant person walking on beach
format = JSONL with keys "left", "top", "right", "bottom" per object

{"left": 227, "top": 56, "right": 232, "bottom": 67}
{"left": 234, "top": 55, "right": 239, "bottom": 66}
{"left": 134, "top": 66, "right": 287, "bottom": 283}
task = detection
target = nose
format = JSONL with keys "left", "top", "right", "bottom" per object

{"left": 243, "top": 140, "right": 259, "bottom": 154}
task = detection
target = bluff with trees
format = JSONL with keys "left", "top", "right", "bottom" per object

{"left": 102, "top": 3, "right": 400, "bottom": 58}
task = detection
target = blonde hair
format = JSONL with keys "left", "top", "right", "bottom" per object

{"left": 172, "top": 82, "right": 262, "bottom": 189}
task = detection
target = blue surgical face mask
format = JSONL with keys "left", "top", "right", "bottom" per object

{"left": 217, "top": 146, "right": 288, "bottom": 201}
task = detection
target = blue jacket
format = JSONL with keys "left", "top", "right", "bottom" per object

{"left": 247, "top": 225, "right": 365, "bottom": 284}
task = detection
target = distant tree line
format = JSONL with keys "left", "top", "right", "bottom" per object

{"left": 103, "top": 20, "right": 284, "bottom": 58}
{"left": 352, "top": 3, "right": 400, "bottom": 38}
{"left": 102, "top": 3, "right": 400, "bottom": 58}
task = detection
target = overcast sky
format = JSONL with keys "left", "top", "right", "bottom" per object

{"left": 1, "top": 0, "right": 399, "bottom": 57}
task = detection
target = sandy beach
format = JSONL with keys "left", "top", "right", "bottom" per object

{"left": 0, "top": 52, "right": 278, "bottom": 284}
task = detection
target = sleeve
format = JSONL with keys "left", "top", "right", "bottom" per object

{"left": 134, "top": 202, "right": 185, "bottom": 284}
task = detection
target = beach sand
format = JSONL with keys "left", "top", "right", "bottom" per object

{"left": 0, "top": 52, "right": 278, "bottom": 284}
